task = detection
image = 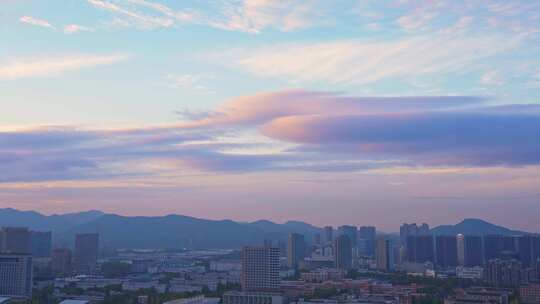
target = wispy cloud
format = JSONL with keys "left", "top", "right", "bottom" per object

{"left": 165, "top": 73, "right": 212, "bottom": 92}
{"left": 19, "top": 16, "right": 54, "bottom": 29}
{"left": 0, "top": 54, "right": 129, "bottom": 80}
{"left": 218, "top": 34, "right": 520, "bottom": 85}
{"left": 87, "top": 0, "right": 174, "bottom": 29}
{"left": 63, "top": 24, "right": 94, "bottom": 34}
{"left": 84, "top": 0, "right": 329, "bottom": 33}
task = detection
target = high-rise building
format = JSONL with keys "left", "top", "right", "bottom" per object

{"left": 74, "top": 233, "right": 99, "bottom": 274}
{"left": 457, "top": 234, "right": 465, "bottom": 266}
{"left": 313, "top": 233, "right": 321, "bottom": 246}
{"left": 1, "top": 227, "right": 31, "bottom": 254}
{"left": 484, "top": 234, "right": 503, "bottom": 263}
{"left": 0, "top": 253, "right": 33, "bottom": 298}
{"left": 240, "top": 246, "right": 280, "bottom": 291}
{"left": 323, "top": 226, "right": 333, "bottom": 244}
{"left": 400, "top": 223, "right": 430, "bottom": 248}
{"left": 502, "top": 236, "right": 517, "bottom": 253}
{"left": 31, "top": 231, "right": 52, "bottom": 258}
{"left": 464, "top": 235, "right": 483, "bottom": 267}
{"left": 287, "top": 233, "right": 305, "bottom": 269}
{"left": 338, "top": 225, "right": 357, "bottom": 249}
{"left": 484, "top": 259, "right": 523, "bottom": 288}
{"left": 435, "top": 235, "right": 458, "bottom": 268}
{"left": 376, "top": 236, "right": 393, "bottom": 271}
{"left": 406, "top": 235, "right": 434, "bottom": 263}
{"left": 51, "top": 248, "right": 72, "bottom": 276}
{"left": 517, "top": 235, "right": 533, "bottom": 268}
{"left": 334, "top": 235, "right": 352, "bottom": 271}
{"left": 532, "top": 236, "right": 540, "bottom": 266}
{"left": 358, "top": 226, "right": 376, "bottom": 257}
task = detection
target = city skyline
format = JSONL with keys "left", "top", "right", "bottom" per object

{"left": 2, "top": 1, "right": 540, "bottom": 232}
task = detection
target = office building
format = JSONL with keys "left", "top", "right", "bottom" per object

{"left": 0, "top": 254, "right": 33, "bottom": 299}
{"left": 51, "top": 248, "right": 72, "bottom": 276}
{"left": 334, "top": 235, "right": 352, "bottom": 271}
{"left": 338, "top": 225, "right": 357, "bottom": 249}
{"left": 435, "top": 235, "right": 458, "bottom": 268}
{"left": 358, "top": 226, "right": 376, "bottom": 256}
{"left": 406, "top": 235, "right": 434, "bottom": 263}
{"left": 464, "top": 235, "right": 483, "bottom": 267}
{"left": 1, "top": 227, "right": 31, "bottom": 254}
{"left": 31, "top": 231, "right": 52, "bottom": 258}
{"left": 376, "top": 236, "right": 393, "bottom": 271}
{"left": 287, "top": 233, "right": 305, "bottom": 269}
{"left": 241, "top": 246, "right": 280, "bottom": 291}
{"left": 74, "top": 233, "right": 99, "bottom": 274}
{"left": 323, "top": 226, "right": 333, "bottom": 244}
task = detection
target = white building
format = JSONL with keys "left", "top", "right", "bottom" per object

{"left": 164, "top": 295, "right": 220, "bottom": 304}
{"left": 456, "top": 266, "right": 483, "bottom": 280}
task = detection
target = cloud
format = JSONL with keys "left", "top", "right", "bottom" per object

{"left": 64, "top": 24, "right": 94, "bottom": 34}
{"left": 219, "top": 34, "right": 520, "bottom": 85}
{"left": 261, "top": 110, "right": 540, "bottom": 167}
{"left": 1, "top": 90, "right": 538, "bottom": 183}
{"left": 213, "top": 0, "right": 325, "bottom": 34}
{"left": 179, "top": 90, "right": 539, "bottom": 167}
{"left": 84, "top": 0, "right": 329, "bottom": 33}
{"left": 19, "top": 16, "right": 54, "bottom": 29}
{"left": 176, "top": 90, "right": 487, "bottom": 129}
{"left": 480, "top": 70, "right": 504, "bottom": 86}
{"left": 87, "top": 0, "right": 174, "bottom": 29}
{"left": 0, "top": 54, "right": 129, "bottom": 80}
{"left": 165, "top": 73, "right": 211, "bottom": 92}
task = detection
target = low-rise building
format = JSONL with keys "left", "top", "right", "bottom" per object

{"left": 456, "top": 267, "right": 483, "bottom": 280}
{"left": 520, "top": 284, "right": 540, "bottom": 304}
{"left": 223, "top": 291, "right": 288, "bottom": 304}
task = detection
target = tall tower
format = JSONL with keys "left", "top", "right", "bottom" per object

{"left": 457, "top": 234, "right": 465, "bottom": 266}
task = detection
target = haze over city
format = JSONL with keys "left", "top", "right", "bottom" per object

{"left": 2, "top": 0, "right": 540, "bottom": 233}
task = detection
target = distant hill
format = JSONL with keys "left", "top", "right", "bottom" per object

{"left": 0, "top": 208, "right": 103, "bottom": 233}
{"left": 1, "top": 209, "right": 534, "bottom": 249}
{"left": 0, "top": 208, "right": 320, "bottom": 249}
{"left": 431, "top": 218, "right": 529, "bottom": 236}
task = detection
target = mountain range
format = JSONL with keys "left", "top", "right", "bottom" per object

{"left": 0, "top": 208, "right": 533, "bottom": 249}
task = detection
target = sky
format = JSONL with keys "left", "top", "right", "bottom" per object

{"left": 1, "top": 0, "right": 540, "bottom": 232}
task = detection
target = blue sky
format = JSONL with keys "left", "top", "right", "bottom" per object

{"left": 1, "top": 0, "right": 540, "bottom": 231}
